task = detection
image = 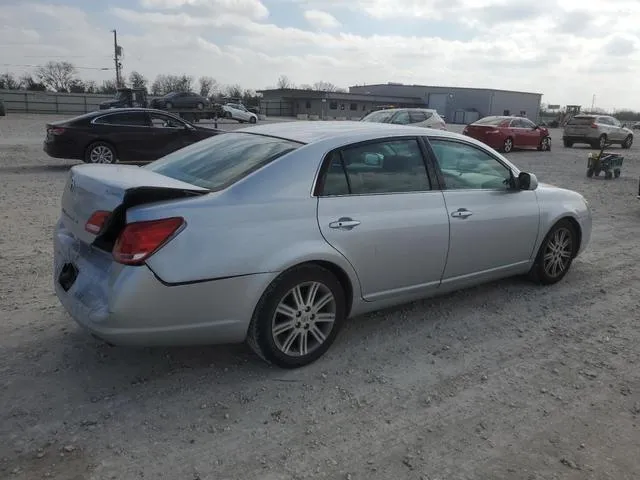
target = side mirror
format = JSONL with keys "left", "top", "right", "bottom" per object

{"left": 533, "top": 125, "right": 539, "bottom": 130}
{"left": 517, "top": 172, "right": 538, "bottom": 191}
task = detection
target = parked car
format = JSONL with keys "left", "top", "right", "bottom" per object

{"left": 150, "top": 92, "right": 210, "bottom": 110}
{"left": 53, "top": 121, "right": 592, "bottom": 368}
{"left": 43, "top": 108, "right": 222, "bottom": 164}
{"left": 222, "top": 103, "right": 258, "bottom": 123}
{"left": 630, "top": 121, "right": 640, "bottom": 130}
{"left": 562, "top": 114, "right": 633, "bottom": 149}
{"left": 462, "top": 116, "right": 551, "bottom": 153}
{"left": 360, "top": 108, "right": 446, "bottom": 130}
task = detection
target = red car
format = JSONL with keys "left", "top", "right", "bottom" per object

{"left": 462, "top": 116, "right": 551, "bottom": 153}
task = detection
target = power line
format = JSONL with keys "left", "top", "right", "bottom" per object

{"left": 1, "top": 63, "right": 112, "bottom": 71}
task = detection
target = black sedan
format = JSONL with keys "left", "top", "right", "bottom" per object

{"left": 150, "top": 91, "right": 210, "bottom": 110}
{"left": 43, "top": 108, "right": 222, "bottom": 164}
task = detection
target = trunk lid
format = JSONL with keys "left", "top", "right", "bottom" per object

{"left": 565, "top": 116, "right": 595, "bottom": 134}
{"left": 60, "top": 164, "right": 208, "bottom": 246}
{"left": 465, "top": 125, "right": 499, "bottom": 139}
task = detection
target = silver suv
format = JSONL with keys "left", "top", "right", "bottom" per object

{"left": 563, "top": 115, "right": 633, "bottom": 149}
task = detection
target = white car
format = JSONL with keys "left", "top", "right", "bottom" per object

{"left": 360, "top": 108, "right": 447, "bottom": 130}
{"left": 223, "top": 103, "right": 258, "bottom": 124}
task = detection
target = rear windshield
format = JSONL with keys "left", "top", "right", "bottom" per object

{"left": 145, "top": 132, "right": 302, "bottom": 190}
{"left": 473, "top": 116, "right": 508, "bottom": 126}
{"left": 361, "top": 110, "right": 397, "bottom": 123}
{"left": 567, "top": 116, "right": 595, "bottom": 125}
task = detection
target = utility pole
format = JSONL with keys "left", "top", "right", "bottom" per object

{"left": 112, "top": 29, "right": 122, "bottom": 87}
{"left": 591, "top": 94, "right": 596, "bottom": 111}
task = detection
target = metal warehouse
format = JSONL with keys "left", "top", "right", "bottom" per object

{"left": 348, "top": 83, "right": 543, "bottom": 124}
{"left": 258, "top": 83, "right": 542, "bottom": 124}
{"left": 257, "top": 88, "right": 424, "bottom": 120}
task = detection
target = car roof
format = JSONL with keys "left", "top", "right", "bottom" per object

{"left": 368, "top": 108, "right": 437, "bottom": 113}
{"left": 65, "top": 108, "right": 186, "bottom": 123}
{"left": 236, "top": 121, "right": 465, "bottom": 144}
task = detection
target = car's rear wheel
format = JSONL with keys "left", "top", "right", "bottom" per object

{"left": 249, "top": 116, "right": 257, "bottom": 124}
{"left": 85, "top": 141, "right": 116, "bottom": 164}
{"left": 529, "top": 219, "right": 577, "bottom": 285}
{"left": 247, "top": 264, "right": 346, "bottom": 368}
{"left": 622, "top": 135, "right": 633, "bottom": 149}
{"left": 165, "top": 101, "right": 173, "bottom": 109}
{"left": 502, "top": 137, "right": 513, "bottom": 153}
{"left": 538, "top": 136, "right": 551, "bottom": 151}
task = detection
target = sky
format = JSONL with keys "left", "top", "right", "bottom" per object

{"left": 1, "top": 0, "right": 639, "bottom": 110}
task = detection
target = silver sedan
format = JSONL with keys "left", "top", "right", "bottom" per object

{"left": 53, "top": 122, "right": 592, "bottom": 368}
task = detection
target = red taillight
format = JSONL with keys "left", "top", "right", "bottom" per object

{"left": 113, "top": 217, "right": 184, "bottom": 265}
{"left": 591, "top": 123, "right": 598, "bottom": 128}
{"left": 85, "top": 210, "right": 111, "bottom": 234}
{"left": 48, "top": 127, "right": 66, "bottom": 135}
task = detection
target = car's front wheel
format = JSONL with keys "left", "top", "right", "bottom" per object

{"left": 249, "top": 116, "right": 257, "bottom": 124}
{"left": 538, "top": 136, "right": 551, "bottom": 151}
{"left": 165, "top": 102, "right": 173, "bottom": 109}
{"left": 622, "top": 135, "right": 633, "bottom": 149}
{"left": 85, "top": 141, "right": 117, "bottom": 164}
{"left": 529, "top": 219, "right": 577, "bottom": 285}
{"left": 247, "top": 264, "right": 346, "bottom": 368}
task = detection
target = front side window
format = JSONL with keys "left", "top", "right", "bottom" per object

{"left": 149, "top": 112, "right": 185, "bottom": 129}
{"left": 319, "top": 138, "right": 431, "bottom": 196}
{"left": 520, "top": 118, "right": 536, "bottom": 128}
{"left": 146, "top": 133, "right": 302, "bottom": 191}
{"left": 428, "top": 139, "right": 512, "bottom": 190}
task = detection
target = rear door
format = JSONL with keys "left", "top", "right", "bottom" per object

{"left": 316, "top": 137, "right": 450, "bottom": 301}
{"left": 426, "top": 137, "right": 540, "bottom": 285}
{"left": 608, "top": 117, "right": 626, "bottom": 141}
{"left": 91, "top": 111, "right": 155, "bottom": 161}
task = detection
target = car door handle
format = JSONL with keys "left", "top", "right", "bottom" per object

{"left": 451, "top": 208, "right": 473, "bottom": 219}
{"left": 329, "top": 217, "right": 361, "bottom": 229}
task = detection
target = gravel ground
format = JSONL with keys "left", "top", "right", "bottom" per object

{"left": 1, "top": 113, "right": 639, "bottom": 480}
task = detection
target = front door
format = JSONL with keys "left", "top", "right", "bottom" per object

{"left": 510, "top": 118, "right": 538, "bottom": 148}
{"left": 148, "top": 112, "right": 194, "bottom": 158}
{"left": 427, "top": 137, "right": 540, "bottom": 284}
{"left": 316, "top": 138, "right": 450, "bottom": 301}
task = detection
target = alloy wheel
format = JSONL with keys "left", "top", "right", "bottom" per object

{"left": 503, "top": 138, "right": 513, "bottom": 153}
{"left": 599, "top": 136, "right": 607, "bottom": 149}
{"left": 89, "top": 145, "right": 114, "bottom": 164}
{"left": 543, "top": 227, "right": 573, "bottom": 278}
{"left": 541, "top": 137, "right": 551, "bottom": 151}
{"left": 271, "top": 281, "right": 336, "bottom": 357}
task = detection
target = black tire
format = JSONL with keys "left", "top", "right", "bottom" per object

{"left": 246, "top": 264, "right": 346, "bottom": 368}
{"left": 502, "top": 137, "right": 514, "bottom": 153}
{"left": 614, "top": 168, "right": 621, "bottom": 178}
{"left": 165, "top": 101, "right": 173, "bottom": 109}
{"left": 84, "top": 141, "right": 117, "bottom": 164}
{"left": 598, "top": 134, "right": 607, "bottom": 149}
{"left": 249, "top": 116, "right": 257, "bottom": 124}
{"left": 622, "top": 135, "right": 633, "bottom": 149}
{"left": 563, "top": 139, "right": 573, "bottom": 148}
{"left": 538, "top": 136, "right": 551, "bottom": 151}
{"left": 605, "top": 171, "right": 613, "bottom": 180}
{"left": 586, "top": 168, "right": 594, "bottom": 178}
{"left": 529, "top": 219, "right": 578, "bottom": 285}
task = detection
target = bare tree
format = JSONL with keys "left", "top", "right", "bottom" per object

{"left": 68, "top": 79, "right": 87, "bottom": 93}
{"left": 35, "top": 61, "right": 78, "bottom": 92}
{"left": 222, "top": 84, "right": 243, "bottom": 99}
{"left": 198, "top": 76, "right": 217, "bottom": 97}
{"left": 0, "top": 73, "right": 21, "bottom": 90}
{"left": 97, "top": 79, "right": 118, "bottom": 94}
{"left": 151, "top": 74, "right": 194, "bottom": 95}
{"left": 298, "top": 84, "right": 313, "bottom": 90}
{"left": 276, "top": 75, "right": 293, "bottom": 89}
{"left": 128, "top": 71, "right": 148, "bottom": 90}
{"left": 312, "top": 81, "right": 341, "bottom": 92}
{"left": 20, "top": 74, "right": 46, "bottom": 91}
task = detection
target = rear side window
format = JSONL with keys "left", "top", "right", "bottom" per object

{"left": 146, "top": 133, "right": 302, "bottom": 191}
{"left": 474, "top": 116, "right": 508, "bottom": 126}
{"left": 319, "top": 138, "right": 431, "bottom": 196}
{"left": 360, "top": 110, "right": 396, "bottom": 123}
{"left": 94, "top": 112, "right": 149, "bottom": 126}
{"left": 409, "top": 111, "right": 432, "bottom": 123}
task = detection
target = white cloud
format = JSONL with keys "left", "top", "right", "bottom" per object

{"left": 1, "top": 1, "right": 640, "bottom": 110}
{"left": 304, "top": 9, "right": 340, "bottom": 29}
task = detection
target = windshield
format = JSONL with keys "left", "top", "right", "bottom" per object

{"left": 145, "top": 133, "right": 302, "bottom": 191}
{"left": 473, "top": 116, "right": 508, "bottom": 126}
{"left": 361, "top": 110, "right": 397, "bottom": 123}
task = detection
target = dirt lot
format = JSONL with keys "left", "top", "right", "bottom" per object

{"left": 1, "top": 113, "right": 639, "bottom": 480}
